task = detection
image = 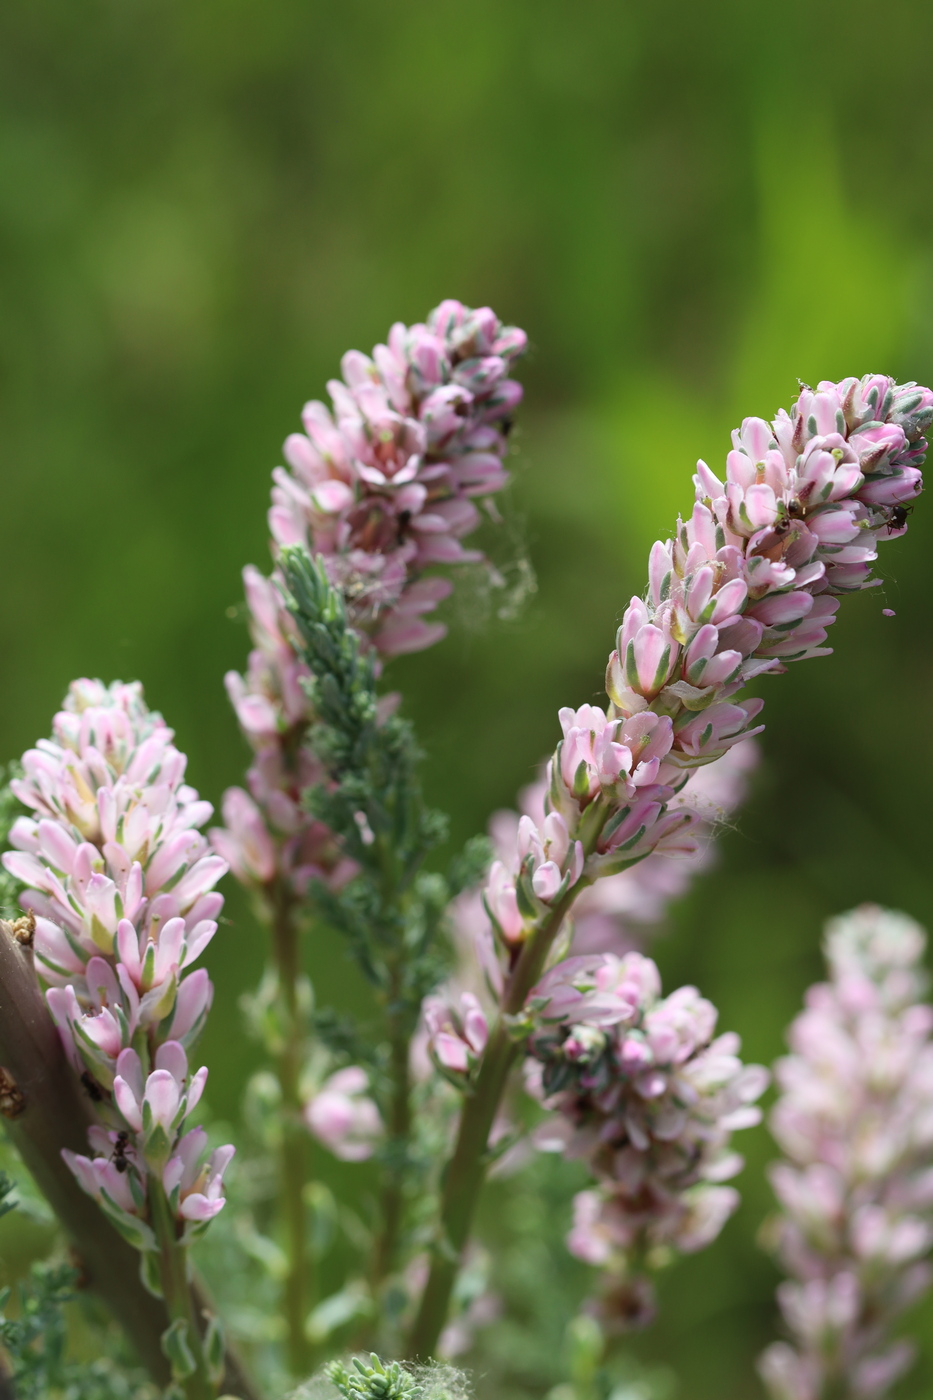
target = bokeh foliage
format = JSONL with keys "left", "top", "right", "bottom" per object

{"left": 2, "top": 1, "right": 933, "bottom": 1396}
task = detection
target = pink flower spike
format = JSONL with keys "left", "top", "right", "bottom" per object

{"left": 761, "top": 905, "right": 933, "bottom": 1400}
{"left": 9, "top": 677, "right": 227, "bottom": 1152}
{"left": 523, "top": 949, "right": 766, "bottom": 1275}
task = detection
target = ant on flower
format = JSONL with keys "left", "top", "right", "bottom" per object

{"left": 110, "top": 1131, "right": 131, "bottom": 1175}
{"left": 886, "top": 503, "right": 914, "bottom": 531}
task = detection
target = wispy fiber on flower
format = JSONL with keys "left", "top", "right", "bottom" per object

{"left": 2, "top": 680, "right": 233, "bottom": 1247}
{"left": 270, "top": 299, "right": 526, "bottom": 656}
{"left": 760, "top": 906, "right": 933, "bottom": 1400}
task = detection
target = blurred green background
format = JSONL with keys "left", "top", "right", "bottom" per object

{"left": 2, "top": 0, "right": 933, "bottom": 1395}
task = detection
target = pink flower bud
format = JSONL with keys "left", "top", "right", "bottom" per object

{"left": 210, "top": 787, "right": 277, "bottom": 885}
{"left": 485, "top": 860, "right": 524, "bottom": 943}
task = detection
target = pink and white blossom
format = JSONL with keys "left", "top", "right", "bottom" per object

{"left": 303, "top": 1066, "right": 383, "bottom": 1162}
{"left": 5, "top": 680, "right": 233, "bottom": 1246}
{"left": 606, "top": 376, "right": 932, "bottom": 772}
{"left": 213, "top": 300, "right": 527, "bottom": 908}
{"left": 448, "top": 742, "right": 758, "bottom": 1000}
{"left": 5, "top": 680, "right": 224, "bottom": 1077}
{"left": 524, "top": 949, "right": 766, "bottom": 1326}
{"left": 163, "top": 1128, "right": 235, "bottom": 1227}
{"left": 423, "top": 992, "right": 489, "bottom": 1079}
{"left": 471, "top": 375, "right": 929, "bottom": 996}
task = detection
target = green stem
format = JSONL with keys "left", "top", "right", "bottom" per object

{"left": 149, "top": 1178, "right": 214, "bottom": 1400}
{"left": 406, "top": 885, "right": 580, "bottom": 1358}
{"left": 269, "top": 882, "right": 314, "bottom": 1377}
{"left": 372, "top": 965, "right": 412, "bottom": 1286}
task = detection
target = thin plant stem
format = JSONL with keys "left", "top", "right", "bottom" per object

{"left": 372, "top": 962, "right": 413, "bottom": 1286}
{"left": 406, "top": 883, "right": 583, "bottom": 1358}
{"left": 149, "top": 1178, "right": 214, "bottom": 1400}
{"left": 269, "top": 881, "right": 314, "bottom": 1377}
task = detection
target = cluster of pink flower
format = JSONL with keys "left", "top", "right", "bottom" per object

{"left": 483, "top": 375, "right": 931, "bottom": 957}
{"left": 422, "top": 990, "right": 490, "bottom": 1083}
{"left": 271, "top": 298, "right": 527, "bottom": 654}
{"left": 2, "top": 680, "right": 234, "bottom": 1248}
{"left": 760, "top": 905, "right": 933, "bottom": 1400}
{"left": 447, "top": 740, "right": 757, "bottom": 986}
{"left": 214, "top": 299, "right": 526, "bottom": 903}
{"left": 524, "top": 955, "right": 765, "bottom": 1293}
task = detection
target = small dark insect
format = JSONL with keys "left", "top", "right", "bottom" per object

{"left": 773, "top": 500, "right": 805, "bottom": 536}
{"left": 396, "top": 509, "right": 412, "bottom": 544}
{"left": 111, "top": 1130, "right": 131, "bottom": 1174}
{"left": 887, "top": 504, "right": 914, "bottom": 531}
{"left": 500, "top": 416, "right": 514, "bottom": 437}
{"left": 0, "top": 1067, "right": 25, "bottom": 1119}
{"left": 67, "top": 1245, "right": 90, "bottom": 1290}
{"left": 80, "top": 1071, "right": 104, "bottom": 1103}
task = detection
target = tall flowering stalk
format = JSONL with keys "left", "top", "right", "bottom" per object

{"left": 2, "top": 681, "right": 233, "bottom": 1400}
{"left": 760, "top": 906, "right": 933, "bottom": 1400}
{"left": 407, "top": 373, "right": 932, "bottom": 1357}
{"left": 415, "top": 743, "right": 757, "bottom": 1356}
{"left": 212, "top": 300, "right": 526, "bottom": 1373}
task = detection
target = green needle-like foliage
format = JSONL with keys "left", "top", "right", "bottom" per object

{"left": 279, "top": 546, "right": 483, "bottom": 1010}
{"left": 320, "top": 1354, "right": 471, "bottom": 1400}
{"left": 279, "top": 546, "right": 496, "bottom": 1286}
{"left": 326, "top": 1353, "right": 422, "bottom": 1400}
{"left": 0, "top": 1261, "right": 156, "bottom": 1400}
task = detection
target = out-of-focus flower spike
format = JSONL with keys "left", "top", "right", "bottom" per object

{"left": 760, "top": 905, "right": 933, "bottom": 1400}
